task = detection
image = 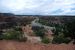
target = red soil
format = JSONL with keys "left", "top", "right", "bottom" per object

{"left": 0, "top": 40, "right": 75, "bottom": 50}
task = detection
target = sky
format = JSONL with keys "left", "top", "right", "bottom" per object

{"left": 0, "top": 0, "right": 75, "bottom": 15}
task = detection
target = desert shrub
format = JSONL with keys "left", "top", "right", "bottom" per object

{"left": 0, "top": 31, "right": 3, "bottom": 40}
{"left": 35, "top": 30, "right": 45, "bottom": 38}
{"left": 52, "top": 33, "right": 71, "bottom": 44}
{"left": 32, "top": 26, "right": 45, "bottom": 38}
{"left": 42, "top": 37, "right": 50, "bottom": 44}
{"left": 52, "top": 35, "right": 64, "bottom": 44}
{"left": 64, "top": 20, "right": 75, "bottom": 40}
{"left": 18, "top": 37, "right": 27, "bottom": 42}
{"left": 3, "top": 27, "right": 27, "bottom": 42}
{"left": 3, "top": 30, "right": 23, "bottom": 40}
{"left": 13, "top": 26, "right": 22, "bottom": 31}
{"left": 63, "top": 38, "right": 71, "bottom": 44}
{"left": 73, "top": 40, "right": 75, "bottom": 44}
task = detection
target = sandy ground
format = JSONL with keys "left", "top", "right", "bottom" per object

{"left": 0, "top": 40, "right": 75, "bottom": 50}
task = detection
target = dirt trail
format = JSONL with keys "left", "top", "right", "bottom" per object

{"left": 0, "top": 40, "right": 75, "bottom": 50}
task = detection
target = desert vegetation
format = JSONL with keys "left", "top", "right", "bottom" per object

{"left": 38, "top": 16, "right": 75, "bottom": 44}
{"left": 0, "top": 13, "right": 75, "bottom": 44}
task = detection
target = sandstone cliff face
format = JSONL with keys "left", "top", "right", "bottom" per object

{"left": 22, "top": 25, "right": 34, "bottom": 36}
{"left": 22, "top": 25, "right": 41, "bottom": 43}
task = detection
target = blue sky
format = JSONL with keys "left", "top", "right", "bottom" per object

{"left": 0, "top": 0, "right": 75, "bottom": 15}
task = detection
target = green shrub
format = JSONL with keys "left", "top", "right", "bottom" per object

{"left": 73, "top": 40, "right": 75, "bottom": 44}
{"left": 0, "top": 31, "right": 3, "bottom": 40}
{"left": 35, "top": 30, "right": 45, "bottom": 38}
{"left": 52, "top": 34, "right": 71, "bottom": 44}
{"left": 4, "top": 30, "right": 22, "bottom": 40}
{"left": 3, "top": 28, "right": 27, "bottom": 42}
{"left": 42, "top": 37, "right": 50, "bottom": 44}
{"left": 18, "top": 37, "right": 27, "bottom": 42}
{"left": 0, "top": 35, "right": 3, "bottom": 40}
{"left": 32, "top": 26, "right": 45, "bottom": 38}
{"left": 63, "top": 38, "right": 71, "bottom": 44}
{"left": 52, "top": 36, "right": 63, "bottom": 44}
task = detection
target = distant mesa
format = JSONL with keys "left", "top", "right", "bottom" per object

{"left": 0, "top": 13, "right": 14, "bottom": 17}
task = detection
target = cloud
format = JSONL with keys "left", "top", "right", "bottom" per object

{"left": 0, "top": 0, "right": 75, "bottom": 15}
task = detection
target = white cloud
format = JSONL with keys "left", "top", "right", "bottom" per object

{"left": 0, "top": 0, "right": 75, "bottom": 15}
